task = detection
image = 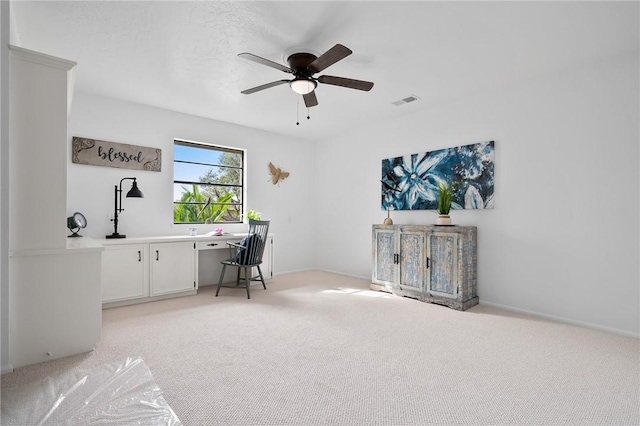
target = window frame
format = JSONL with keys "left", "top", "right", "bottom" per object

{"left": 173, "top": 139, "right": 245, "bottom": 225}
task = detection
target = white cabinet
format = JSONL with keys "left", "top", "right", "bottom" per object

{"left": 102, "top": 241, "right": 195, "bottom": 304}
{"left": 8, "top": 46, "right": 104, "bottom": 370}
{"left": 101, "top": 235, "right": 272, "bottom": 306}
{"left": 9, "top": 46, "right": 75, "bottom": 252}
{"left": 10, "top": 245, "right": 103, "bottom": 369}
{"left": 102, "top": 244, "right": 148, "bottom": 303}
{"left": 150, "top": 241, "right": 195, "bottom": 296}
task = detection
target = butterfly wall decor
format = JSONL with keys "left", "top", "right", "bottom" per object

{"left": 269, "top": 162, "right": 290, "bottom": 185}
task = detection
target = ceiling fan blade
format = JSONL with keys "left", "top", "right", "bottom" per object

{"left": 317, "top": 75, "right": 374, "bottom": 91}
{"left": 238, "top": 53, "right": 292, "bottom": 73}
{"left": 241, "top": 80, "right": 290, "bottom": 94}
{"left": 308, "top": 44, "right": 352, "bottom": 73}
{"left": 303, "top": 91, "right": 318, "bottom": 108}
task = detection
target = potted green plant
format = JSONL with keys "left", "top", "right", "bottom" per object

{"left": 436, "top": 181, "right": 453, "bottom": 225}
{"left": 246, "top": 210, "right": 262, "bottom": 221}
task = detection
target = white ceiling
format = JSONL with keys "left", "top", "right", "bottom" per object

{"left": 10, "top": 1, "right": 639, "bottom": 142}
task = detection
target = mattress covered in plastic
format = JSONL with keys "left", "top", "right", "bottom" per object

{"left": 2, "top": 357, "right": 181, "bottom": 425}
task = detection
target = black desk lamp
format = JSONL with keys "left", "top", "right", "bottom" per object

{"left": 106, "top": 177, "right": 144, "bottom": 239}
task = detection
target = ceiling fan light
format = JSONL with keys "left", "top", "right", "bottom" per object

{"left": 290, "top": 78, "right": 317, "bottom": 95}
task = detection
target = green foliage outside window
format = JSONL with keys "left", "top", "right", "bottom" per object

{"left": 173, "top": 186, "right": 235, "bottom": 223}
{"left": 173, "top": 142, "right": 244, "bottom": 224}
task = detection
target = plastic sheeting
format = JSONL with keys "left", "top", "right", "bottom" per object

{"left": 2, "top": 357, "right": 182, "bottom": 425}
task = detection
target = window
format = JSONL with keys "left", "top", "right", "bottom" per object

{"left": 173, "top": 140, "right": 244, "bottom": 224}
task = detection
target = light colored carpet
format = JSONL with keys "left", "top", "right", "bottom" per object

{"left": 2, "top": 270, "right": 639, "bottom": 425}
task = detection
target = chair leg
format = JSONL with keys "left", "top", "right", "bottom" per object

{"left": 257, "top": 265, "right": 266, "bottom": 289}
{"left": 235, "top": 268, "right": 241, "bottom": 286}
{"left": 244, "top": 267, "right": 251, "bottom": 299}
{"left": 216, "top": 264, "right": 226, "bottom": 297}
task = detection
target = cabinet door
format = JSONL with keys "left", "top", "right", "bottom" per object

{"left": 372, "top": 229, "right": 397, "bottom": 285}
{"left": 102, "top": 244, "right": 149, "bottom": 303}
{"left": 398, "top": 231, "right": 425, "bottom": 291}
{"left": 426, "top": 232, "right": 459, "bottom": 299}
{"left": 150, "top": 242, "right": 195, "bottom": 296}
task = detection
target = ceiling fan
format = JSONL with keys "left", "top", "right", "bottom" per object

{"left": 238, "top": 44, "right": 374, "bottom": 108}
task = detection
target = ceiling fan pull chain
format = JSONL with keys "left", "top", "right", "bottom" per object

{"left": 296, "top": 97, "right": 300, "bottom": 126}
{"left": 307, "top": 107, "right": 310, "bottom": 120}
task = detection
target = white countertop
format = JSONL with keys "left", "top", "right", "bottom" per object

{"left": 96, "top": 233, "right": 251, "bottom": 246}
{"left": 11, "top": 237, "right": 105, "bottom": 257}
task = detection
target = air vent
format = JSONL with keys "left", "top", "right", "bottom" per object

{"left": 392, "top": 95, "right": 420, "bottom": 106}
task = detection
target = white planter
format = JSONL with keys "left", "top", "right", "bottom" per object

{"left": 436, "top": 214, "right": 452, "bottom": 225}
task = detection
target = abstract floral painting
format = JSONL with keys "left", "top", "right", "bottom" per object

{"left": 381, "top": 141, "right": 494, "bottom": 211}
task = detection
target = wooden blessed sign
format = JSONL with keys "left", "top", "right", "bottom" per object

{"left": 72, "top": 137, "right": 161, "bottom": 172}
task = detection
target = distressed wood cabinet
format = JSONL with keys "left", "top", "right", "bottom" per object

{"left": 372, "top": 224, "right": 478, "bottom": 311}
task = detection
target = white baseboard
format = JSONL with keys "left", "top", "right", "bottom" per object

{"left": 272, "top": 267, "right": 316, "bottom": 275}
{"left": 1, "top": 363, "right": 13, "bottom": 375}
{"left": 314, "top": 268, "right": 369, "bottom": 281}
{"left": 480, "top": 300, "right": 640, "bottom": 339}
{"left": 279, "top": 269, "right": 640, "bottom": 338}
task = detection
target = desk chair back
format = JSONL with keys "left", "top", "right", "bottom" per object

{"left": 216, "top": 219, "right": 270, "bottom": 299}
{"left": 236, "top": 220, "right": 269, "bottom": 266}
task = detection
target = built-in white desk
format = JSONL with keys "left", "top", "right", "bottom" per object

{"left": 97, "top": 233, "right": 273, "bottom": 308}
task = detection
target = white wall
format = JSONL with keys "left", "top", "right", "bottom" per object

{"left": 0, "top": 0, "right": 12, "bottom": 373}
{"left": 315, "top": 52, "right": 639, "bottom": 336}
{"left": 68, "top": 93, "right": 316, "bottom": 274}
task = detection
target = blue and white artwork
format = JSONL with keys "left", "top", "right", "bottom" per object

{"left": 381, "top": 141, "right": 494, "bottom": 211}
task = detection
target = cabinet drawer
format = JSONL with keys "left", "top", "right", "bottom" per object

{"left": 196, "top": 239, "right": 241, "bottom": 251}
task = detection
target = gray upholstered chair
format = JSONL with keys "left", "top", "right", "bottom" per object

{"left": 215, "top": 219, "right": 270, "bottom": 299}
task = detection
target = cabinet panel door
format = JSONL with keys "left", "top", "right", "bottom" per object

{"left": 427, "top": 232, "right": 459, "bottom": 299}
{"left": 150, "top": 242, "right": 195, "bottom": 296}
{"left": 399, "top": 231, "right": 424, "bottom": 290}
{"left": 373, "top": 229, "right": 396, "bottom": 284}
{"left": 102, "top": 245, "right": 149, "bottom": 303}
